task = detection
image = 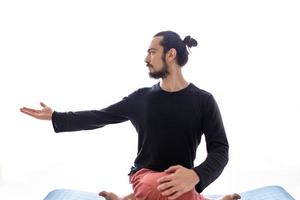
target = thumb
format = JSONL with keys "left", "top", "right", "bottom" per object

{"left": 164, "top": 165, "right": 181, "bottom": 173}
{"left": 40, "top": 102, "right": 47, "bottom": 108}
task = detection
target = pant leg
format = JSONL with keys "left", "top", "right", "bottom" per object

{"left": 129, "top": 168, "right": 206, "bottom": 200}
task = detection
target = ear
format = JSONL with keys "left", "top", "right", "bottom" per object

{"left": 166, "top": 48, "right": 177, "bottom": 63}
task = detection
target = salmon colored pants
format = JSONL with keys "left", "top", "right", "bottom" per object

{"left": 129, "top": 168, "right": 206, "bottom": 200}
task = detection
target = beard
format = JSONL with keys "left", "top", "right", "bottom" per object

{"left": 148, "top": 57, "right": 169, "bottom": 79}
{"left": 148, "top": 64, "right": 169, "bottom": 79}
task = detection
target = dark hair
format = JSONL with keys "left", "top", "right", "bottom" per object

{"left": 154, "top": 31, "right": 198, "bottom": 67}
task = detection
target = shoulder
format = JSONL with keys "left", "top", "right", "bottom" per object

{"left": 187, "top": 84, "right": 220, "bottom": 111}
{"left": 134, "top": 83, "right": 160, "bottom": 94}
{"left": 126, "top": 84, "right": 157, "bottom": 99}
{"left": 189, "top": 83, "right": 213, "bottom": 99}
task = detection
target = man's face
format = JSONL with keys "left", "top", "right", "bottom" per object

{"left": 145, "top": 36, "right": 169, "bottom": 79}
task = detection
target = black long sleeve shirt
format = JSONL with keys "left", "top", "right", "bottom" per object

{"left": 51, "top": 82, "right": 229, "bottom": 192}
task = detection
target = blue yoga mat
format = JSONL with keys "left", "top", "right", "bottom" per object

{"left": 43, "top": 185, "right": 295, "bottom": 200}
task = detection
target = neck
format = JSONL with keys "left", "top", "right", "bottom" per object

{"left": 160, "top": 64, "right": 189, "bottom": 92}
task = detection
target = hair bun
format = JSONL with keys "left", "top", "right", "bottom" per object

{"left": 183, "top": 36, "right": 198, "bottom": 48}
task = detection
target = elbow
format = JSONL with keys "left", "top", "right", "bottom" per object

{"left": 224, "top": 151, "right": 229, "bottom": 167}
{"left": 216, "top": 143, "right": 229, "bottom": 169}
{"left": 223, "top": 144, "right": 229, "bottom": 167}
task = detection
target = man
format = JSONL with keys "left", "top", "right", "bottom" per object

{"left": 20, "top": 31, "right": 240, "bottom": 200}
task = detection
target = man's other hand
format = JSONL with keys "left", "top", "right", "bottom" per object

{"left": 157, "top": 165, "right": 200, "bottom": 200}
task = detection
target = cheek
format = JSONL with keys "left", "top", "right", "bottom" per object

{"left": 152, "top": 55, "right": 161, "bottom": 63}
{"left": 150, "top": 55, "right": 156, "bottom": 61}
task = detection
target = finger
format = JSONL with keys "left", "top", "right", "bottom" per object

{"left": 21, "top": 108, "right": 38, "bottom": 115}
{"left": 157, "top": 181, "right": 173, "bottom": 191}
{"left": 167, "top": 190, "right": 182, "bottom": 200}
{"left": 40, "top": 102, "right": 47, "bottom": 108}
{"left": 164, "top": 165, "right": 181, "bottom": 173}
{"left": 20, "top": 108, "right": 40, "bottom": 115}
{"left": 157, "top": 174, "right": 173, "bottom": 184}
{"left": 21, "top": 110, "right": 40, "bottom": 118}
{"left": 161, "top": 186, "right": 178, "bottom": 196}
{"left": 21, "top": 107, "right": 39, "bottom": 112}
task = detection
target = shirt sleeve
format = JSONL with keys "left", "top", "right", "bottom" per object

{"left": 193, "top": 95, "right": 229, "bottom": 192}
{"left": 51, "top": 90, "right": 139, "bottom": 133}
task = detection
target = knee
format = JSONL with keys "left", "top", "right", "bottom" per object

{"left": 133, "top": 172, "right": 165, "bottom": 199}
{"left": 132, "top": 171, "right": 199, "bottom": 200}
{"left": 176, "top": 189, "right": 198, "bottom": 200}
{"left": 137, "top": 173, "right": 196, "bottom": 200}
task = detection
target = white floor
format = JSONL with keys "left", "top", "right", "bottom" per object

{"left": 0, "top": 166, "right": 299, "bottom": 200}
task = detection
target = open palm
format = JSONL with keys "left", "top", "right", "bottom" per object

{"left": 20, "top": 102, "right": 53, "bottom": 120}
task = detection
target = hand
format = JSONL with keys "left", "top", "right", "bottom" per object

{"left": 157, "top": 165, "right": 200, "bottom": 200}
{"left": 20, "top": 102, "right": 53, "bottom": 120}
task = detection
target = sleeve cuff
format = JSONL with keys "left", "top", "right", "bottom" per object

{"left": 51, "top": 111, "right": 60, "bottom": 133}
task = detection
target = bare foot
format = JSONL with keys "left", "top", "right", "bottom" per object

{"left": 99, "top": 191, "right": 135, "bottom": 200}
{"left": 99, "top": 191, "right": 121, "bottom": 200}
{"left": 221, "top": 193, "right": 241, "bottom": 200}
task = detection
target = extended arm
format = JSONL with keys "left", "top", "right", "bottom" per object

{"left": 20, "top": 90, "right": 139, "bottom": 133}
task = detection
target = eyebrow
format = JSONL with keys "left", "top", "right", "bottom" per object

{"left": 147, "top": 48, "right": 158, "bottom": 53}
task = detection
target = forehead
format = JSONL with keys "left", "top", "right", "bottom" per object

{"left": 148, "top": 36, "right": 163, "bottom": 50}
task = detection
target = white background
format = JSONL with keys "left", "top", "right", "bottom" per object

{"left": 0, "top": 0, "right": 299, "bottom": 199}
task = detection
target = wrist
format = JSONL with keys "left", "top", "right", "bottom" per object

{"left": 49, "top": 110, "right": 54, "bottom": 120}
{"left": 191, "top": 169, "right": 200, "bottom": 184}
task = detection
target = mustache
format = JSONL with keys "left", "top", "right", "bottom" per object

{"left": 146, "top": 63, "right": 153, "bottom": 68}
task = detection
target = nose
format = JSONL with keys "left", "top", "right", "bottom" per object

{"left": 144, "top": 54, "right": 150, "bottom": 65}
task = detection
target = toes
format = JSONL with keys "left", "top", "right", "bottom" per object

{"left": 99, "top": 191, "right": 110, "bottom": 199}
{"left": 222, "top": 193, "right": 241, "bottom": 200}
{"left": 231, "top": 193, "right": 241, "bottom": 199}
{"left": 98, "top": 191, "right": 121, "bottom": 200}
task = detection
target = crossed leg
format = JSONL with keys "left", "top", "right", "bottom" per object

{"left": 99, "top": 169, "right": 240, "bottom": 200}
{"left": 99, "top": 191, "right": 240, "bottom": 200}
